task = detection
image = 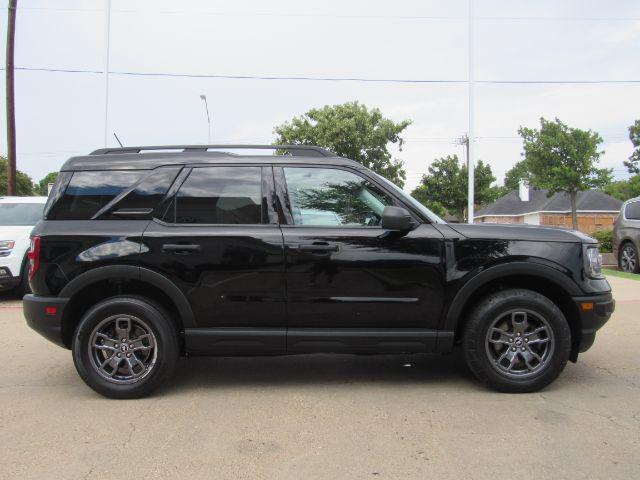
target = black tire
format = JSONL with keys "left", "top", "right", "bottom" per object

{"left": 72, "top": 296, "right": 179, "bottom": 399}
{"left": 14, "top": 256, "right": 31, "bottom": 298}
{"left": 463, "top": 289, "right": 571, "bottom": 393}
{"left": 619, "top": 242, "right": 639, "bottom": 273}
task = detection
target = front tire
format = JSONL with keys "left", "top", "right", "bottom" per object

{"left": 72, "top": 296, "right": 179, "bottom": 399}
{"left": 619, "top": 242, "right": 639, "bottom": 273}
{"left": 463, "top": 289, "right": 571, "bottom": 393}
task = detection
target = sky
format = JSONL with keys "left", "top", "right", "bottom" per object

{"left": 1, "top": 0, "right": 639, "bottom": 191}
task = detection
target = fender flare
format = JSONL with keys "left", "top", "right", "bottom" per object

{"left": 59, "top": 265, "right": 196, "bottom": 328}
{"left": 442, "top": 261, "right": 582, "bottom": 332}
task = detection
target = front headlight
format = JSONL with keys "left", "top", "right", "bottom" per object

{"left": 584, "top": 245, "right": 603, "bottom": 279}
{"left": 0, "top": 240, "right": 15, "bottom": 256}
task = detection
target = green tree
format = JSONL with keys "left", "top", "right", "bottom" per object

{"left": 0, "top": 156, "right": 35, "bottom": 195}
{"left": 604, "top": 175, "right": 640, "bottom": 201}
{"left": 626, "top": 120, "right": 640, "bottom": 174}
{"left": 36, "top": 172, "right": 58, "bottom": 196}
{"left": 503, "top": 160, "right": 530, "bottom": 191}
{"left": 411, "top": 155, "right": 501, "bottom": 221}
{"left": 274, "top": 101, "right": 411, "bottom": 187}
{"left": 518, "top": 118, "right": 611, "bottom": 230}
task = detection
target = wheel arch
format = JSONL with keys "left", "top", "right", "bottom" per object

{"left": 443, "top": 262, "right": 583, "bottom": 361}
{"left": 59, "top": 265, "right": 195, "bottom": 348}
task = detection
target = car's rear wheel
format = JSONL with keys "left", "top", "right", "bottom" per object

{"left": 72, "top": 296, "right": 179, "bottom": 399}
{"left": 463, "top": 289, "right": 571, "bottom": 393}
{"left": 619, "top": 242, "right": 639, "bottom": 273}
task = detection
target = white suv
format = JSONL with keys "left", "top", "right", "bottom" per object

{"left": 0, "top": 196, "right": 47, "bottom": 295}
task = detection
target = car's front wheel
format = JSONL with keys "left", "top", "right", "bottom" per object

{"left": 463, "top": 289, "right": 571, "bottom": 393}
{"left": 72, "top": 296, "right": 179, "bottom": 399}
{"left": 619, "top": 242, "right": 639, "bottom": 273}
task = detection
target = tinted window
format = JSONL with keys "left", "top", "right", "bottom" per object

{"left": 0, "top": 203, "right": 44, "bottom": 226}
{"left": 283, "top": 167, "right": 394, "bottom": 226}
{"left": 50, "top": 170, "right": 144, "bottom": 220}
{"left": 101, "top": 167, "right": 181, "bottom": 219}
{"left": 626, "top": 201, "right": 640, "bottom": 220}
{"left": 173, "top": 167, "right": 263, "bottom": 224}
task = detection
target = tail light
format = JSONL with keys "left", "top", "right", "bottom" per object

{"left": 27, "top": 236, "right": 40, "bottom": 281}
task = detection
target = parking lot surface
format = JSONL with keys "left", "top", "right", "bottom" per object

{"left": 1, "top": 276, "right": 639, "bottom": 480}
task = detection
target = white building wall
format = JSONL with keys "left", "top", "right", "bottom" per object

{"left": 523, "top": 213, "right": 541, "bottom": 225}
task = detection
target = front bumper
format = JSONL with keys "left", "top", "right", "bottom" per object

{"left": 0, "top": 266, "right": 20, "bottom": 290}
{"left": 23, "top": 294, "right": 69, "bottom": 348}
{"left": 571, "top": 292, "right": 615, "bottom": 354}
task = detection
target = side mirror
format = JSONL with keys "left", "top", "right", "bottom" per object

{"left": 381, "top": 206, "right": 417, "bottom": 232}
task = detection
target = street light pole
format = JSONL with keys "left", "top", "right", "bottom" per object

{"left": 103, "top": 0, "right": 111, "bottom": 147}
{"left": 467, "top": 0, "right": 476, "bottom": 224}
{"left": 200, "top": 94, "right": 211, "bottom": 144}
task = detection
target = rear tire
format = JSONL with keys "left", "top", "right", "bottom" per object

{"left": 72, "top": 296, "right": 179, "bottom": 399}
{"left": 463, "top": 289, "right": 571, "bottom": 393}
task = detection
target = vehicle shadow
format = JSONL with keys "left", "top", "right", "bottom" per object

{"left": 163, "top": 349, "right": 479, "bottom": 394}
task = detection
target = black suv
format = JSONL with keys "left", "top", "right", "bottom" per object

{"left": 24, "top": 145, "right": 614, "bottom": 398}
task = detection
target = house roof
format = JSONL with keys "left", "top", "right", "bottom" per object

{"left": 475, "top": 188, "right": 622, "bottom": 217}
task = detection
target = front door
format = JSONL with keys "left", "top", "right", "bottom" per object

{"left": 276, "top": 165, "right": 445, "bottom": 353}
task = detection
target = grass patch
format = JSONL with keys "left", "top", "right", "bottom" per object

{"left": 603, "top": 268, "right": 640, "bottom": 281}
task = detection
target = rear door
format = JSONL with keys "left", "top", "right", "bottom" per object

{"left": 140, "top": 164, "right": 286, "bottom": 354}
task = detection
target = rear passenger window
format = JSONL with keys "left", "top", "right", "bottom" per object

{"left": 49, "top": 171, "right": 144, "bottom": 220}
{"left": 626, "top": 201, "right": 640, "bottom": 220}
{"left": 171, "top": 167, "right": 263, "bottom": 224}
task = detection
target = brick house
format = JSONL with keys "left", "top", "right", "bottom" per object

{"left": 474, "top": 181, "right": 622, "bottom": 234}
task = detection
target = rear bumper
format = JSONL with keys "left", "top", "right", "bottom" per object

{"left": 571, "top": 292, "right": 615, "bottom": 353}
{"left": 23, "top": 294, "right": 69, "bottom": 349}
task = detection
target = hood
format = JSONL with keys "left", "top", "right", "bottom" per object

{"left": 0, "top": 225, "right": 36, "bottom": 242}
{"left": 448, "top": 223, "right": 596, "bottom": 243}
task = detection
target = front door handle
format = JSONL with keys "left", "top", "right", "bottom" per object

{"left": 290, "top": 243, "right": 339, "bottom": 253}
{"left": 162, "top": 243, "right": 201, "bottom": 254}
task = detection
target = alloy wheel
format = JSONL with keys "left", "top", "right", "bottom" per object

{"left": 620, "top": 245, "right": 637, "bottom": 273}
{"left": 485, "top": 309, "right": 555, "bottom": 379}
{"left": 88, "top": 314, "right": 158, "bottom": 385}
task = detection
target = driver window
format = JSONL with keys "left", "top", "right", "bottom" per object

{"left": 283, "top": 167, "right": 395, "bottom": 227}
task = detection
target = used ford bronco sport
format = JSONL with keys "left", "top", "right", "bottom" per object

{"left": 24, "top": 145, "right": 614, "bottom": 398}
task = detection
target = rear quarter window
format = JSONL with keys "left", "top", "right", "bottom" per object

{"left": 47, "top": 171, "right": 144, "bottom": 220}
{"left": 625, "top": 200, "right": 640, "bottom": 220}
{"left": 46, "top": 167, "right": 182, "bottom": 220}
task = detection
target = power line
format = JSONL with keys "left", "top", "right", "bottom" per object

{"left": 16, "top": 7, "right": 640, "bottom": 21}
{"left": 10, "top": 66, "right": 640, "bottom": 84}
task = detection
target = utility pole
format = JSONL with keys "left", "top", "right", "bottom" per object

{"left": 103, "top": 0, "right": 111, "bottom": 147}
{"left": 5, "top": 0, "right": 18, "bottom": 195}
{"left": 467, "top": 0, "right": 476, "bottom": 224}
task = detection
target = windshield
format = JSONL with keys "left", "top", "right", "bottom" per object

{"left": 0, "top": 203, "right": 44, "bottom": 226}
{"left": 371, "top": 173, "right": 446, "bottom": 224}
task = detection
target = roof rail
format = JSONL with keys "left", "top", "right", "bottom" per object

{"left": 89, "top": 144, "right": 336, "bottom": 158}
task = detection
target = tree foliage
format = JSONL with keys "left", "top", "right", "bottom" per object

{"left": 518, "top": 117, "right": 611, "bottom": 229}
{"left": 410, "top": 155, "right": 501, "bottom": 221}
{"left": 604, "top": 175, "right": 640, "bottom": 201}
{"left": 36, "top": 172, "right": 58, "bottom": 196}
{"left": 626, "top": 120, "right": 640, "bottom": 174}
{"left": 274, "top": 101, "right": 411, "bottom": 187}
{"left": 503, "top": 160, "right": 530, "bottom": 191}
{"left": 0, "top": 157, "right": 35, "bottom": 195}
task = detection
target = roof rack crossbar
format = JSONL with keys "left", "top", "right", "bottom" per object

{"left": 89, "top": 144, "right": 336, "bottom": 157}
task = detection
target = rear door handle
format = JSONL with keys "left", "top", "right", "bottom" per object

{"left": 162, "top": 243, "right": 201, "bottom": 254}
{"left": 290, "top": 243, "right": 339, "bottom": 253}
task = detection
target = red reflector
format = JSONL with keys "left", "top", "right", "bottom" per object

{"left": 45, "top": 306, "right": 57, "bottom": 315}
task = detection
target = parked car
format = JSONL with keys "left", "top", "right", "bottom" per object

{"left": 24, "top": 145, "right": 614, "bottom": 398}
{"left": 0, "top": 196, "right": 47, "bottom": 295}
{"left": 613, "top": 196, "right": 640, "bottom": 273}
